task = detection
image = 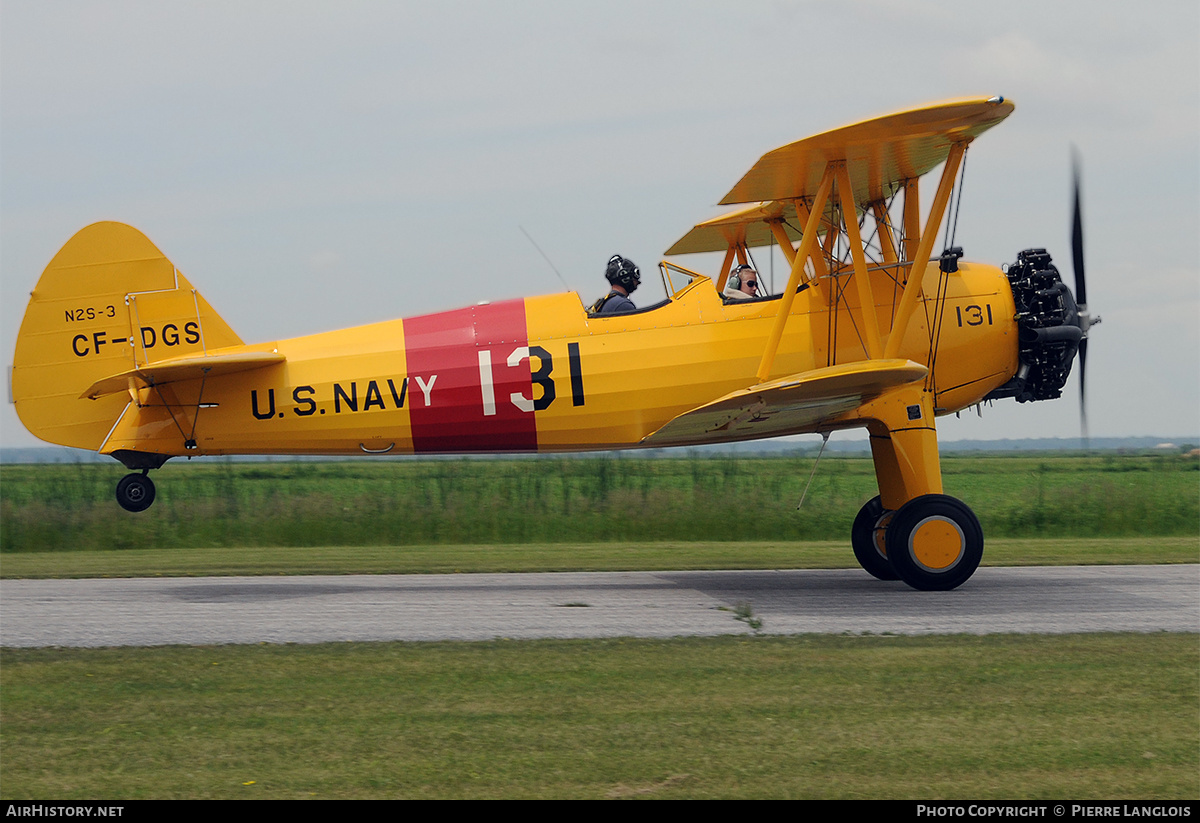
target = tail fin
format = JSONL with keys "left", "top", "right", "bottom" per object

{"left": 11, "top": 222, "right": 243, "bottom": 451}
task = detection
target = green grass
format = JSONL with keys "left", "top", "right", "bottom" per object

{"left": 2, "top": 454, "right": 1197, "bottom": 553}
{"left": 0, "top": 537, "right": 1195, "bottom": 580}
{"left": 2, "top": 634, "right": 1195, "bottom": 799}
{"left": 2, "top": 455, "right": 1195, "bottom": 799}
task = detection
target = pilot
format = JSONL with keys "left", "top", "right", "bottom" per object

{"left": 723, "top": 264, "right": 760, "bottom": 300}
{"left": 591, "top": 254, "right": 640, "bottom": 314}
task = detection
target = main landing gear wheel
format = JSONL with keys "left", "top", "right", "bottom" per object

{"left": 851, "top": 496, "right": 898, "bottom": 581}
{"left": 115, "top": 472, "right": 156, "bottom": 513}
{"left": 885, "top": 494, "right": 983, "bottom": 591}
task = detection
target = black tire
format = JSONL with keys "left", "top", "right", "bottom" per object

{"left": 116, "top": 473, "right": 156, "bottom": 513}
{"left": 850, "top": 496, "right": 899, "bottom": 580}
{"left": 885, "top": 494, "right": 983, "bottom": 591}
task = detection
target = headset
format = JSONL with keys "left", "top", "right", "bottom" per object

{"left": 728, "top": 264, "right": 758, "bottom": 294}
{"left": 605, "top": 254, "right": 641, "bottom": 293}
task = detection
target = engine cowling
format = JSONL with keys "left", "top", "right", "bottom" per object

{"left": 987, "top": 248, "right": 1082, "bottom": 403}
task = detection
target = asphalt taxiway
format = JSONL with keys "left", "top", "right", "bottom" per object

{"left": 1, "top": 565, "right": 1196, "bottom": 647}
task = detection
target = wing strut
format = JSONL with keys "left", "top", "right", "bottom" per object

{"left": 756, "top": 163, "right": 835, "bottom": 382}
{"left": 715, "top": 245, "right": 737, "bottom": 292}
{"left": 903, "top": 178, "right": 921, "bottom": 262}
{"left": 871, "top": 201, "right": 898, "bottom": 264}
{"left": 835, "top": 163, "right": 883, "bottom": 359}
{"left": 796, "top": 201, "right": 830, "bottom": 280}
{"left": 767, "top": 220, "right": 795, "bottom": 266}
{"left": 884, "top": 140, "right": 967, "bottom": 358}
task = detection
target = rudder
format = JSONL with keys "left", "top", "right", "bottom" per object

{"left": 11, "top": 222, "right": 243, "bottom": 451}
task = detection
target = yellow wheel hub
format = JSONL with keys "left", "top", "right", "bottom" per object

{"left": 908, "top": 517, "right": 965, "bottom": 571}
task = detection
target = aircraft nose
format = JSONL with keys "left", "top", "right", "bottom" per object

{"left": 1002, "top": 248, "right": 1081, "bottom": 404}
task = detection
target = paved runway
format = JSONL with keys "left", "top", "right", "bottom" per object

{"left": 2, "top": 565, "right": 1196, "bottom": 647}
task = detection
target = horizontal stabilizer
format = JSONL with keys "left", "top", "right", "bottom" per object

{"left": 641, "top": 359, "right": 927, "bottom": 447}
{"left": 81, "top": 350, "right": 285, "bottom": 399}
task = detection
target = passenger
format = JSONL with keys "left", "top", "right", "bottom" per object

{"left": 591, "top": 254, "right": 640, "bottom": 314}
{"left": 723, "top": 264, "right": 760, "bottom": 300}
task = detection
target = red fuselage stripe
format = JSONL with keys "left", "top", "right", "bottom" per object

{"left": 405, "top": 299, "right": 538, "bottom": 452}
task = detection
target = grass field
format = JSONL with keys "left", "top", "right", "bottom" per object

{"left": 2, "top": 634, "right": 1196, "bottom": 799}
{"left": 2, "top": 453, "right": 1197, "bottom": 553}
{"left": 0, "top": 537, "right": 1195, "bottom": 579}
{"left": 1, "top": 454, "right": 1196, "bottom": 799}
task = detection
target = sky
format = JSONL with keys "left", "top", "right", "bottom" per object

{"left": 2, "top": 0, "right": 1197, "bottom": 451}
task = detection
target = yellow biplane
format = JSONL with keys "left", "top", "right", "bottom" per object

{"left": 10, "top": 96, "right": 1097, "bottom": 590}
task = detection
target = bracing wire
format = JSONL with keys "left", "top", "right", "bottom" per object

{"left": 797, "top": 432, "right": 831, "bottom": 510}
{"left": 946, "top": 148, "right": 969, "bottom": 252}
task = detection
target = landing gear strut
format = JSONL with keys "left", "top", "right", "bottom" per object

{"left": 115, "top": 471, "right": 156, "bottom": 513}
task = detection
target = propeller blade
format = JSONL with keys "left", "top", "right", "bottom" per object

{"left": 1072, "top": 147, "right": 1090, "bottom": 449}
{"left": 1079, "top": 337, "right": 1089, "bottom": 448}
{"left": 1071, "top": 148, "right": 1087, "bottom": 307}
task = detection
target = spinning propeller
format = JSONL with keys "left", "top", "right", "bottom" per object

{"left": 993, "top": 152, "right": 1101, "bottom": 434}
{"left": 1070, "top": 150, "right": 1101, "bottom": 446}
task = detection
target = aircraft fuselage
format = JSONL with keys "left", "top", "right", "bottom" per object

{"left": 97, "top": 263, "right": 1018, "bottom": 459}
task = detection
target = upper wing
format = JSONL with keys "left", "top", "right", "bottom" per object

{"left": 640, "top": 359, "right": 927, "bottom": 448}
{"left": 81, "top": 350, "right": 285, "bottom": 399}
{"left": 720, "top": 96, "right": 1014, "bottom": 206}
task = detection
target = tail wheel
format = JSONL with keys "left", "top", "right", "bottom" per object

{"left": 885, "top": 495, "right": 983, "bottom": 591}
{"left": 850, "top": 496, "right": 899, "bottom": 581}
{"left": 115, "top": 473, "right": 156, "bottom": 513}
